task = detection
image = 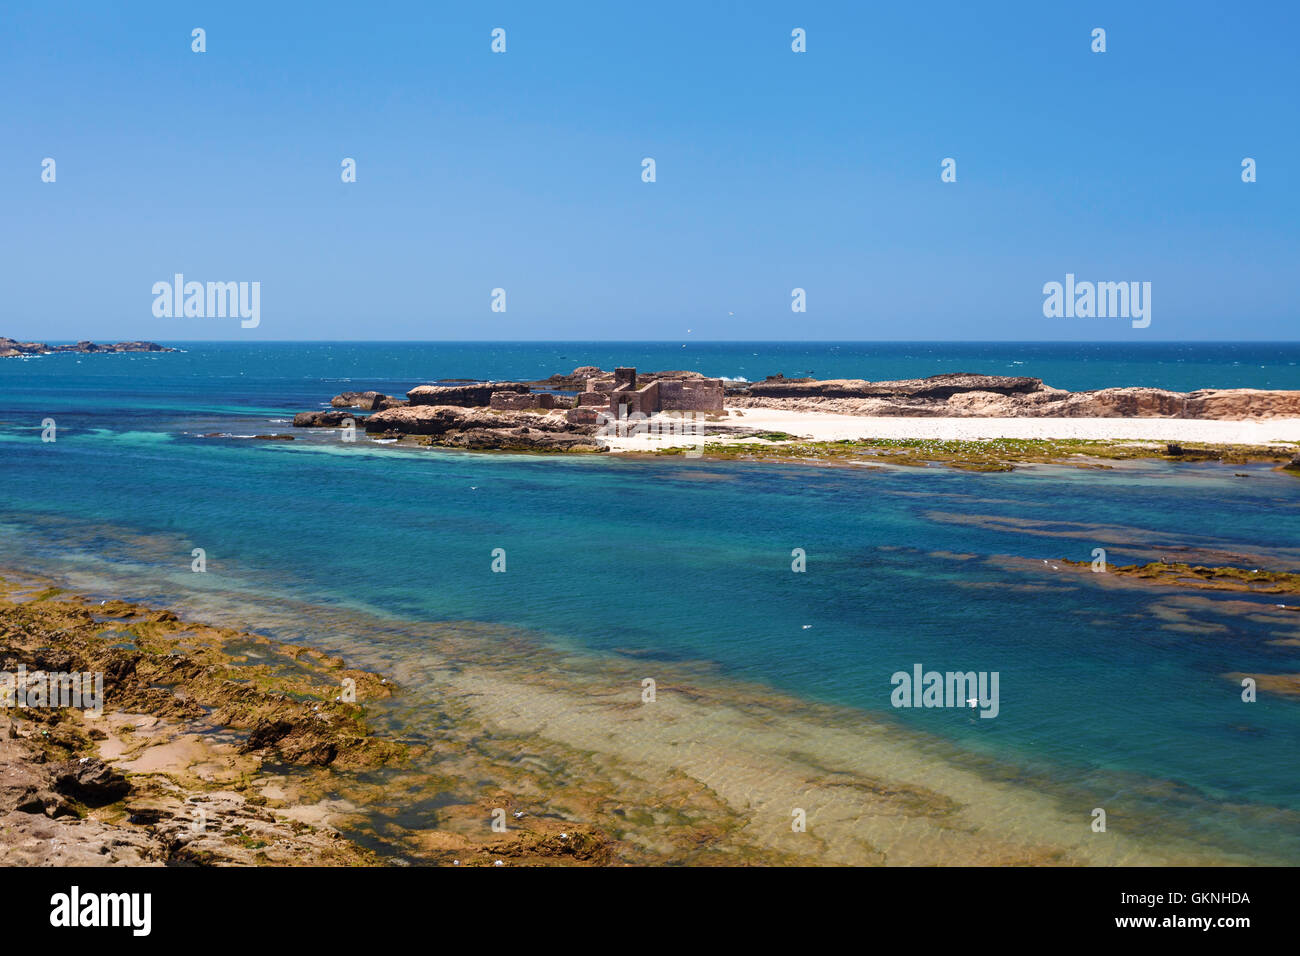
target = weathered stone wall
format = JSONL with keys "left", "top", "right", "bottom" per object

{"left": 597, "top": 374, "right": 724, "bottom": 415}
{"left": 611, "top": 380, "right": 658, "bottom": 415}
{"left": 491, "top": 391, "right": 563, "bottom": 410}
{"left": 656, "top": 379, "right": 723, "bottom": 412}
{"left": 490, "top": 391, "right": 535, "bottom": 410}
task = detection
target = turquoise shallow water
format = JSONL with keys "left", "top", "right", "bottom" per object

{"left": 2, "top": 342, "right": 1299, "bottom": 862}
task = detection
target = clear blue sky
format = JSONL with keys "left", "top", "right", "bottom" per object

{"left": 3, "top": 1, "right": 1296, "bottom": 341}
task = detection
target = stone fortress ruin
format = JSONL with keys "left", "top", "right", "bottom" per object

{"left": 562, "top": 367, "right": 725, "bottom": 424}
{"left": 468, "top": 366, "right": 723, "bottom": 423}
{"left": 291, "top": 366, "right": 728, "bottom": 452}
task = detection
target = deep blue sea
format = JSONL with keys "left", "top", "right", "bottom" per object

{"left": 2, "top": 342, "right": 1298, "bottom": 862}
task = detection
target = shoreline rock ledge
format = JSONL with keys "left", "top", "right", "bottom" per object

{"left": 727, "top": 372, "right": 1300, "bottom": 420}
{"left": 299, "top": 379, "right": 606, "bottom": 451}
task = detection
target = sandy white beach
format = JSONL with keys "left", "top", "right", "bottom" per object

{"left": 600, "top": 407, "right": 1300, "bottom": 453}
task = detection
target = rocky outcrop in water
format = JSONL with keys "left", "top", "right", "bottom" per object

{"left": 293, "top": 410, "right": 360, "bottom": 427}
{"left": 730, "top": 373, "right": 1300, "bottom": 421}
{"left": 365, "top": 405, "right": 605, "bottom": 452}
{"left": 527, "top": 366, "right": 606, "bottom": 390}
{"left": 0, "top": 337, "right": 175, "bottom": 358}
{"left": 330, "top": 390, "right": 404, "bottom": 411}
{"left": 745, "top": 372, "right": 1044, "bottom": 400}
{"left": 407, "top": 383, "right": 529, "bottom": 407}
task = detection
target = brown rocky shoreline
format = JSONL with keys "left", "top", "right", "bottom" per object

{"left": 0, "top": 579, "right": 616, "bottom": 866}
{"left": 1, "top": 581, "right": 398, "bottom": 864}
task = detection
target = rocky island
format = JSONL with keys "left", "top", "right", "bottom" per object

{"left": 290, "top": 366, "right": 1300, "bottom": 469}
{"left": 0, "top": 337, "right": 175, "bottom": 358}
{"left": 294, "top": 366, "right": 729, "bottom": 453}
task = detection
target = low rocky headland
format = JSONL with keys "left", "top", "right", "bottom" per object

{"left": 290, "top": 366, "right": 1300, "bottom": 470}
{"left": 0, "top": 337, "right": 175, "bottom": 358}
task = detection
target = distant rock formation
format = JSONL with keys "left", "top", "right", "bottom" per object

{"left": 407, "top": 383, "right": 529, "bottom": 407}
{"left": 745, "top": 372, "right": 1044, "bottom": 400}
{"left": 330, "top": 391, "right": 405, "bottom": 411}
{"left": 0, "top": 337, "right": 175, "bottom": 358}
{"left": 293, "top": 410, "right": 358, "bottom": 427}
{"left": 527, "top": 367, "right": 605, "bottom": 390}
{"left": 729, "top": 373, "right": 1300, "bottom": 421}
